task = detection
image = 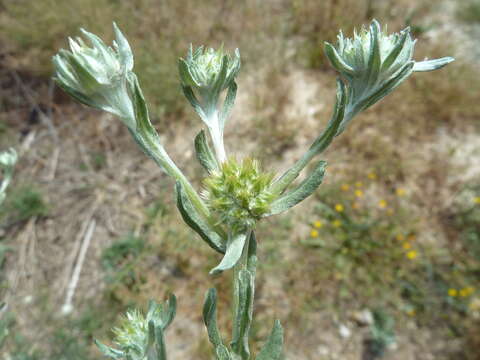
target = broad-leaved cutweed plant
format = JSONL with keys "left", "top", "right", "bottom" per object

{"left": 53, "top": 20, "right": 453, "bottom": 359}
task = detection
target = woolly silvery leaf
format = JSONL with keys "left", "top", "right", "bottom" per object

{"left": 325, "top": 20, "right": 454, "bottom": 134}
{"left": 268, "top": 161, "right": 326, "bottom": 215}
{"left": 210, "top": 232, "right": 247, "bottom": 275}
{"left": 203, "top": 288, "right": 224, "bottom": 348}
{"left": 230, "top": 269, "right": 254, "bottom": 359}
{"left": 175, "top": 182, "right": 226, "bottom": 254}
{"left": 257, "top": 320, "right": 284, "bottom": 360}
{"left": 52, "top": 23, "right": 135, "bottom": 128}
{"left": 195, "top": 130, "right": 219, "bottom": 173}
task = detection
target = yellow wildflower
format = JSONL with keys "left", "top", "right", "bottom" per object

{"left": 332, "top": 219, "right": 342, "bottom": 228}
{"left": 465, "top": 287, "right": 475, "bottom": 295}
{"left": 355, "top": 181, "right": 363, "bottom": 188}
{"left": 355, "top": 189, "right": 364, "bottom": 198}
{"left": 475, "top": 197, "right": 480, "bottom": 204}
{"left": 402, "top": 242, "right": 411, "bottom": 250}
{"left": 310, "top": 229, "right": 319, "bottom": 238}
{"left": 406, "top": 309, "right": 416, "bottom": 317}
{"left": 406, "top": 250, "right": 417, "bottom": 259}
{"left": 313, "top": 220, "right": 323, "bottom": 229}
{"left": 396, "top": 188, "right": 406, "bottom": 196}
{"left": 368, "top": 172, "right": 377, "bottom": 180}
{"left": 460, "top": 287, "right": 475, "bottom": 297}
{"left": 335, "top": 204, "right": 344, "bottom": 212}
{"left": 396, "top": 234, "right": 405, "bottom": 241}
{"left": 378, "top": 199, "right": 387, "bottom": 209}
{"left": 460, "top": 289, "right": 469, "bottom": 297}
{"left": 448, "top": 288, "right": 458, "bottom": 297}
{"left": 341, "top": 184, "right": 350, "bottom": 191}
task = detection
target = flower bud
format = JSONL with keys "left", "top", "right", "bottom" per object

{"left": 179, "top": 45, "right": 240, "bottom": 93}
{"left": 203, "top": 158, "right": 277, "bottom": 231}
{"left": 325, "top": 20, "right": 454, "bottom": 127}
{"left": 52, "top": 23, "right": 136, "bottom": 128}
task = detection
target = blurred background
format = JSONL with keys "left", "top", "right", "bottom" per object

{"left": 0, "top": 0, "right": 479, "bottom": 359}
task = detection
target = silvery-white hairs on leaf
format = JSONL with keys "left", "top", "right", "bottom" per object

{"left": 53, "top": 19, "right": 453, "bottom": 360}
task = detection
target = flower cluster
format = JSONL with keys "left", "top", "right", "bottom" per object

{"left": 53, "top": 24, "right": 136, "bottom": 127}
{"left": 203, "top": 158, "right": 276, "bottom": 232}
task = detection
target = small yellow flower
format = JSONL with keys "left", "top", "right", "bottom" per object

{"left": 448, "top": 288, "right": 458, "bottom": 297}
{"left": 465, "top": 287, "right": 475, "bottom": 295}
{"left": 355, "top": 189, "right": 364, "bottom": 198}
{"left": 406, "top": 309, "right": 416, "bottom": 317}
{"left": 459, "top": 289, "right": 469, "bottom": 297}
{"left": 475, "top": 197, "right": 480, "bottom": 204}
{"left": 368, "top": 172, "right": 377, "bottom": 180}
{"left": 355, "top": 181, "right": 363, "bottom": 188}
{"left": 310, "top": 229, "right": 319, "bottom": 238}
{"left": 396, "top": 234, "right": 405, "bottom": 241}
{"left": 402, "top": 242, "right": 411, "bottom": 250}
{"left": 406, "top": 250, "right": 417, "bottom": 259}
{"left": 396, "top": 188, "right": 406, "bottom": 197}
{"left": 335, "top": 204, "right": 344, "bottom": 212}
{"left": 341, "top": 184, "right": 350, "bottom": 191}
{"left": 313, "top": 220, "right": 323, "bottom": 229}
{"left": 378, "top": 199, "right": 387, "bottom": 209}
{"left": 352, "top": 202, "right": 360, "bottom": 209}
{"left": 332, "top": 219, "right": 342, "bottom": 228}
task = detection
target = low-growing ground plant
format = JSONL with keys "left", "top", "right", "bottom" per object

{"left": 51, "top": 18, "right": 453, "bottom": 359}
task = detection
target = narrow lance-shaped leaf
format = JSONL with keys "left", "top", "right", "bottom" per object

{"left": 256, "top": 320, "right": 284, "bottom": 360}
{"left": 230, "top": 269, "right": 254, "bottom": 359}
{"left": 194, "top": 130, "right": 219, "bottom": 172}
{"left": 413, "top": 57, "right": 455, "bottom": 72}
{"left": 380, "top": 30, "right": 409, "bottom": 72}
{"left": 160, "top": 294, "right": 176, "bottom": 330}
{"left": 155, "top": 324, "right": 167, "bottom": 360}
{"left": 209, "top": 232, "right": 247, "bottom": 275}
{"left": 216, "top": 345, "right": 232, "bottom": 360}
{"left": 94, "top": 340, "right": 125, "bottom": 359}
{"left": 181, "top": 85, "right": 209, "bottom": 124}
{"left": 178, "top": 58, "right": 199, "bottom": 87}
{"left": 203, "top": 288, "right": 224, "bottom": 348}
{"left": 268, "top": 161, "right": 326, "bottom": 216}
{"left": 324, "top": 42, "right": 355, "bottom": 75}
{"left": 219, "top": 81, "right": 237, "bottom": 130}
{"left": 365, "top": 20, "right": 382, "bottom": 89}
{"left": 175, "top": 182, "right": 226, "bottom": 253}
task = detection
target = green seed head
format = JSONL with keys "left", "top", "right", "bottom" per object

{"left": 203, "top": 158, "right": 277, "bottom": 231}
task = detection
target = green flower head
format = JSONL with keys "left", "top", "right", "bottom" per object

{"left": 179, "top": 45, "right": 240, "bottom": 92}
{"left": 324, "top": 20, "right": 454, "bottom": 129}
{"left": 52, "top": 23, "right": 136, "bottom": 127}
{"left": 203, "top": 158, "right": 277, "bottom": 232}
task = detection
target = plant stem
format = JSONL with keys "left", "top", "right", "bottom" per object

{"left": 231, "top": 230, "right": 257, "bottom": 360}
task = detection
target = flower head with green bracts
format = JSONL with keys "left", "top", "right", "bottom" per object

{"left": 179, "top": 45, "right": 240, "bottom": 93}
{"left": 324, "top": 20, "right": 454, "bottom": 133}
{"left": 203, "top": 158, "right": 277, "bottom": 232}
{"left": 96, "top": 296, "right": 176, "bottom": 360}
{"left": 52, "top": 23, "right": 136, "bottom": 128}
